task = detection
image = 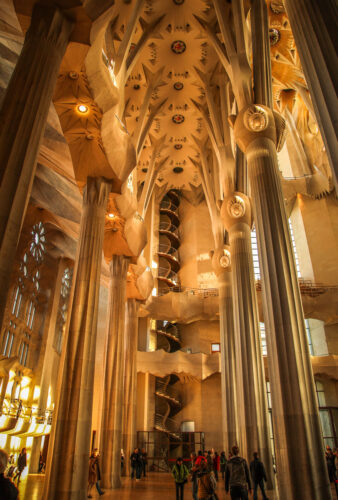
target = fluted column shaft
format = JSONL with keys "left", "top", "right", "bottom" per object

{"left": 283, "top": 0, "right": 338, "bottom": 191}
{"left": 224, "top": 201, "right": 273, "bottom": 485}
{"left": 122, "top": 298, "right": 139, "bottom": 477}
{"left": 30, "top": 258, "right": 68, "bottom": 474}
{"left": 44, "top": 177, "right": 111, "bottom": 500}
{"left": 246, "top": 3, "right": 331, "bottom": 496}
{"left": 217, "top": 268, "right": 237, "bottom": 452}
{"left": 101, "top": 255, "right": 130, "bottom": 489}
{"left": 246, "top": 136, "right": 330, "bottom": 499}
{"left": 0, "top": 3, "right": 73, "bottom": 329}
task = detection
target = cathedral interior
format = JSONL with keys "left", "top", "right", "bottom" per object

{"left": 0, "top": 0, "right": 337, "bottom": 498}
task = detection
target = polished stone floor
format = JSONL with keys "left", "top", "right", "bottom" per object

{"left": 17, "top": 472, "right": 338, "bottom": 499}
{"left": 18, "top": 472, "right": 281, "bottom": 499}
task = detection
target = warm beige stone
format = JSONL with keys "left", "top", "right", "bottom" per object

{"left": 44, "top": 177, "right": 111, "bottom": 500}
{"left": 0, "top": 3, "right": 73, "bottom": 332}
{"left": 101, "top": 254, "right": 130, "bottom": 489}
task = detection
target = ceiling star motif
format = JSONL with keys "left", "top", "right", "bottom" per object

{"left": 172, "top": 114, "right": 185, "bottom": 124}
{"left": 171, "top": 40, "right": 186, "bottom": 54}
{"left": 173, "top": 82, "right": 184, "bottom": 90}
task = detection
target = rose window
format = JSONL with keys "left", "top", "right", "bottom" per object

{"left": 30, "top": 222, "right": 46, "bottom": 262}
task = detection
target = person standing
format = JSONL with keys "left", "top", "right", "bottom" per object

{"left": 130, "top": 447, "right": 142, "bottom": 480}
{"left": 213, "top": 452, "right": 220, "bottom": 481}
{"left": 195, "top": 450, "right": 207, "bottom": 467}
{"left": 91, "top": 449, "right": 105, "bottom": 496}
{"left": 141, "top": 448, "right": 148, "bottom": 478}
{"left": 225, "top": 445, "right": 251, "bottom": 500}
{"left": 206, "top": 451, "right": 213, "bottom": 472}
{"left": 249, "top": 452, "right": 269, "bottom": 500}
{"left": 13, "top": 448, "right": 26, "bottom": 485}
{"left": 172, "top": 457, "right": 189, "bottom": 500}
{"left": 87, "top": 453, "right": 97, "bottom": 498}
{"left": 326, "top": 446, "right": 338, "bottom": 498}
{"left": 0, "top": 449, "right": 18, "bottom": 500}
{"left": 197, "top": 460, "right": 216, "bottom": 500}
{"left": 220, "top": 452, "right": 227, "bottom": 480}
{"left": 190, "top": 452, "right": 198, "bottom": 500}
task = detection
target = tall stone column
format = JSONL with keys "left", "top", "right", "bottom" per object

{"left": 233, "top": 106, "right": 331, "bottom": 499}
{"left": 30, "top": 258, "right": 68, "bottom": 474}
{"left": 283, "top": 0, "right": 338, "bottom": 191}
{"left": 0, "top": 3, "right": 73, "bottom": 329}
{"left": 122, "top": 298, "right": 139, "bottom": 477}
{"left": 212, "top": 248, "right": 237, "bottom": 451}
{"left": 244, "top": 2, "right": 331, "bottom": 497}
{"left": 44, "top": 177, "right": 111, "bottom": 500}
{"left": 101, "top": 254, "right": 130, "bottom": 489}
{"left": 221, "top": 193, "right": 274, "bottom": 485}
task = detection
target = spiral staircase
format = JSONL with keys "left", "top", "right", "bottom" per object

{"left": 157, "top": 191, "right": 181, "bottom": 295}
{"left": 154, "top": 190, "right": 183, "bottom": 440}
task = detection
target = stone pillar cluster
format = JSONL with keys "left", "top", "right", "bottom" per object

{"left": 101, "top": 254, "right": 130, "bottom": 489}
{"left": 211, "top": 248, "right": 237, "bottom": 452}
{"left": 44, "top": 177, "right": 111, "bottom": 499}
{"left": 221, "top": 193, "right": 274, "bottom": 486}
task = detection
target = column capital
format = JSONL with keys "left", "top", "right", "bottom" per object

{"left": 83, "top": 177, "right": 111, "bottom": 207}
{"left": 211, "top": 246, "right": 232, "bottom": 276}
{"left": 220, "top": 192, "right": 252, "bottom": 231}
{"left": 109, "top": 254, "right": 130, "bottom": 280}
{"left": 230, "top": 104, "right": 286, "bottom": 154}
{"left": 26, "top": 3, "right": 73, "bottom": 50}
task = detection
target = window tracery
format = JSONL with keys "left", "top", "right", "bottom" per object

{"left": 0, "top": 221, "right": 47, "bottom": 367}
{"left": 55, "top": 267, "right": 73, "bottom": 354}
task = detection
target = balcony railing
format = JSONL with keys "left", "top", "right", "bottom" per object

{"left": 0, "top": 398, "right": 53, "bottom": 425}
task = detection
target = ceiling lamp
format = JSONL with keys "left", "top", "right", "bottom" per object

{"left": 77, "top": 104, "right": 89, "bottom": 114}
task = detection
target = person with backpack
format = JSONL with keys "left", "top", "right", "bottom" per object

{"left": 225, "top": 445, "right": 251, "bottom": 500}
{"left": 250, "top": 452, "right": 269, "bottom": 500}
{"left": 195, "top": 450, "right": 207, "bottom": 467}
{"left": 172, "top": 457, "right": 189, "bottom": 500}
{"left": 220, "top": 452, "right": 227, "bottom": 480}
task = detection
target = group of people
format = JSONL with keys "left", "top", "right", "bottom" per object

{"left": 130, "top": 447, "right": 148, "bottom": 480}
{"left": 172, "top": 446, "right": 269, "bottom": 500}
{"left": 0, "top": 449, "right": 19, "bottom": 500}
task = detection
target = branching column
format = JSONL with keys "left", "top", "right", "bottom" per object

{"left": 101, "top": 255, "right": 130, "bottom": 489}
{"left": 221, "top": 193, "right": 273, "bottom": 485}
{"left": 0, "top": 3, "right": 73, "bottom": 329}
{"left": 283, "top": 0, "right": 338, "bottom": 191}
{"left": 212, "top": 249, "right": 237, "bottom": 451}
{"left": 233, "top": 106, "right": 331, "bottom": 499}
{"left": 122, "top": 298, "right": 139, "bottom": 476}
{"left": 44, "top": 177, "right": 111, "bottom": 500}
